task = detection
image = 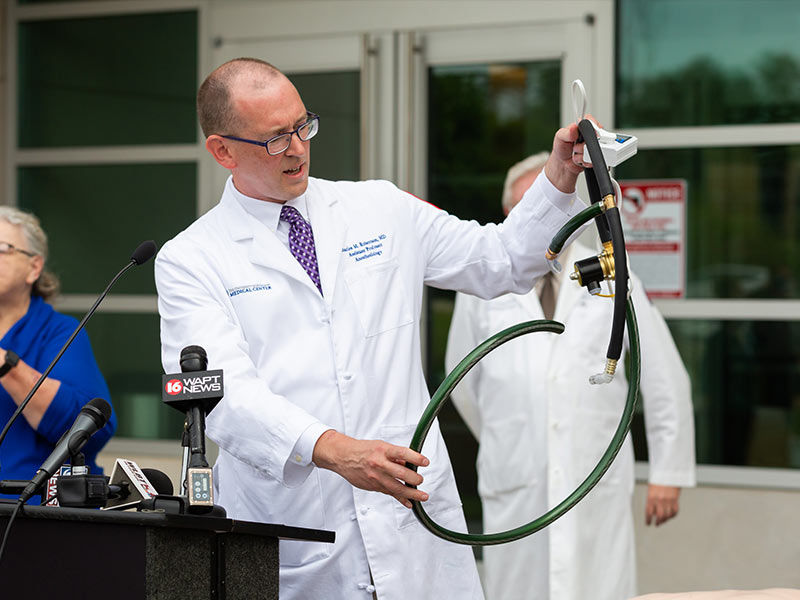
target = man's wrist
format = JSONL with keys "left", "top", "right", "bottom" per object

{"left": 311, "top": 429, "right": 340, "bottom": 469}
{"left": 544, "top": 162, "right": 579, "bottom": 194}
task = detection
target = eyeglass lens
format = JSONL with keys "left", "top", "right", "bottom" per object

{"left": 0, "top": 242, "right": 32, "bottom": 256}
{"left": 267, "top": 117, "right": 319, "bottom": 155}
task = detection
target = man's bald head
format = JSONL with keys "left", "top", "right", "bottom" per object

{"left": 197, "top": 58, "right": 284, "bottom": 138}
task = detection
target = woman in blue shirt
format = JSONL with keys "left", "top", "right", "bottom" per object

{"left": 0, "top": 206, "right": 116, "bottom": 502}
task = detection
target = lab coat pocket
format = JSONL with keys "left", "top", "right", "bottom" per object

{"left": 216, "top": 455, "right": 332, "bottom": 566}
{"left": 476, "top": 415, "right": 537, "bottom": 497}
{"left": 276, "top": 470, "right": 333, "bottom": 567}
{"left": 380, "top": 424, "right": 462, "bottom": 530}
{"left": 344, "top": 258, "right": 413, "bottom": 337}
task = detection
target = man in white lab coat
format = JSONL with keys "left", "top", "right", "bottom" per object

{"left": 445, "top": 153, "right": 696, "bottom": 600}
{"left": 156, "top": 58, "right": 591, "bottom": 600}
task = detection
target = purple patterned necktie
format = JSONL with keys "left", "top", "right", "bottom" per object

{"left": 280, "top": 205, "right": 323, "bottom": 295}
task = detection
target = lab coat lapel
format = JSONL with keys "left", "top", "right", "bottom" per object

{"left": 217, "top": 188, "right": 322, "bottom": 293}
{"left": 306, "top": 183, "right": 349, "bottom": 305}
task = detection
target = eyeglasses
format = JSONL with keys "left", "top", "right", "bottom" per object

{"left": 221, "top": 112, "right": 320, "bottom": 156}
{"left": 0, "top": 241, "right": 35, "bottom": 257}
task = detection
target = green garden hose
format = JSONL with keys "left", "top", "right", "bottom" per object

{"left": 407, "top": 117, "right": 639, "bottom": 544}
{"left": 408, "top": 299, "right": 640, "bottom": 545}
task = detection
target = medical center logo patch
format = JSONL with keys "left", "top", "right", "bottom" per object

{"left": 227, "top": 283, "right": 272, "bottom": 297}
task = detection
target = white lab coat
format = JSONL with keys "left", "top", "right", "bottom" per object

{"left": 155, "top": 174, "right": 584, "bottom": 600}
{"left": 446, "top": 241, "right": 696, "bottom": 600}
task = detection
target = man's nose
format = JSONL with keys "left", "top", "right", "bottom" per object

{"left": 285, "top": 131, "right": 306, "bottom": 156}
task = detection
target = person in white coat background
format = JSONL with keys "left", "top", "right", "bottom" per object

{"left": 445, "top": 153, "right": 697, "bottom": 600}
{"left": 155, "top": 58, "right": 594, "bottom": 600}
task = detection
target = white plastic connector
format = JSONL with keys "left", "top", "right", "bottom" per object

{"left": 572, "top": 79, "right": 638, "bottom": 168}
{"left": 547, "top": 258, "right": 562, "bottom": 274}
{"left": 589, "top": 372, "right": 614, "bottom": 385}
{"left": 582, "top": 122, "right": 638, "bottom": 168}
{"left": 589, "top": 358, "right": 618, "bottom": 385}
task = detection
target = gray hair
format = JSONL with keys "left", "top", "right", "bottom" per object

{"left": 0, "top": 206, "right": 60, "bottom": 301}
{"left": 501, "top": 151, "right": 550, "bottom": 213}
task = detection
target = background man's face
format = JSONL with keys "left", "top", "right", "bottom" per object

{"left": 507, "top": 166, "right": 543, "bottom": 215}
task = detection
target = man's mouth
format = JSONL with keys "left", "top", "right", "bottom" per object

{"left": 284, "top": 164, "right": 303, "bottom": 176}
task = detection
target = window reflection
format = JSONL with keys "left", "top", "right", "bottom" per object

{"left": 617, "top": 0, "right": 800, "bottom": 127}
{"left": 18, "top": 11, "right": 197, "bottom": 147}
{"left": 633, "top": 319, "right": 800, "bottom": 468}
{"left": 289, "top": 71, "right": 360, "bottom": 182}
{"left": 615, "top": 146, "right": 800, "bottom": 300}
{"left": 18, "top": 163, "right": 197, "bottom": 295}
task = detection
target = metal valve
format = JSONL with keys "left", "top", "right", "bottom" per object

{"left": 570, "top": 241, "right": 616, "bottom": 295}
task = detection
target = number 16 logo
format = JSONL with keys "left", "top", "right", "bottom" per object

{"left": 165, "top": 379, "right": 183, "bottom": 395}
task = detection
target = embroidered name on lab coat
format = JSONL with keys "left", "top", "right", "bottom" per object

{"left": 227, "top": 283, "right": 272, "bottom": 297}
{"left": 342, "top": 234, "right": 388, "bottom": 263}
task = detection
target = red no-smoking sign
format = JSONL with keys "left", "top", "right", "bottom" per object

{"left": 618, "top": 179, "right": 687, "bottom": 299}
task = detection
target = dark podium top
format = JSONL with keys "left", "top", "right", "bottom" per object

{"left": 0, "top": 502, "right": 334, "bottom": 599}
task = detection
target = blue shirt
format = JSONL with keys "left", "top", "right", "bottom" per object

{"left": 0, "top": 296, "right": 116, "bottom": 502}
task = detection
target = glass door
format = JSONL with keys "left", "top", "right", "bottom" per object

{"left": 409, "top": 19, "right": 597, "bottom": 533}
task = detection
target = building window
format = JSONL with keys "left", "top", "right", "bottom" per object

{"left": 14, "top": 8, "right": 199, "bottom": 440}
{"left": 617, "top": 0, "right": 800, "bottom": 470}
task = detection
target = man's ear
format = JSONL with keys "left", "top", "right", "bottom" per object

{"left": 205, "top": 135, "right": 237, "bottom": 169}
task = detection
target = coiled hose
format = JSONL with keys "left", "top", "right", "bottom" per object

{"left": 407, "top": 119, "right": 640, "bottom": 545}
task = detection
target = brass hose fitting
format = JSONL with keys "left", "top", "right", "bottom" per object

{"left": 598, "top": 241, "right": 616, "bottom": 280}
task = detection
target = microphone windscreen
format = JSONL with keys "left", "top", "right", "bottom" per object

{"left": 130, "top": 240, "right": 157, "bottom": 265}
{"left": 141, "top": 468, "right": 174, "bottom": 495}
{"left": 84, "top": 397, "right": 113, "bottom": 426}
{"left": 180, "top": 345, "right": 208, "bottom": 372}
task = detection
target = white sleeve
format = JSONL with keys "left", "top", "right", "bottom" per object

{"left": 445, "top": 293, "right": 485, "bottom": 440}
{"left": 631, "top": 275, "right": 697, "bottom": 487}
{"left": 412, "top": 172, "right": 586, "bottom": 298}
{"left": 155, "top": 240, "right": 331, "bottom": 488}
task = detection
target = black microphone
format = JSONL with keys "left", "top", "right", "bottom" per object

{"left": 0, "top": 240, "right": 158, "bottom": 468}
{"left": 56, "top": 466, "right": 173, "bottom": 508}
{"left": 180, "top": 346, "right": 214, "bottom": 513}
{"left": 179, "top": 346, "right": 211, "bottom": 472}
{"left": 19, "top": 398, "right": 112, "bottom": 504}
{"left": 130, "top": 240, "right": 157, "bottom": 265}
{"left": 141, "top": 468, "right": 174, "bottom": 496}
{"left": 161, "top": 346, "right": 224, "bottom": 514}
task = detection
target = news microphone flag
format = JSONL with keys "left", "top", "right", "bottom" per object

{"left": 102, "top": 459, "right": 159, "bottom": 510}
{"left": 162, "top": 370, "right": 224, "bottom": 413}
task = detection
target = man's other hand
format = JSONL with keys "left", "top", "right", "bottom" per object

{"left": 313, "top": 429, "right": 430, "bottom": 508}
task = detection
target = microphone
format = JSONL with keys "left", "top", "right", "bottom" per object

{"left": 130, "top": 240, "right": 157, "bottom": 265}
{"left": 142, "top": 468, "right": 173, "bottom": 496}
{"left": 19, "top": 398, "right": 112, "bottom": 504}
{"left": 181, "top": 346, "right": 214, "bottom": 513}
{"left": 0, "top": 240, "right": 158, "bottom": 467}
{"left": 56, "top": 464, "right": 173, "bottom": 509}
{"left": 101, "top": 460, "right": 169, "bottom": 510}
{"left": 162, "top": 346, "right": 224, "bottom": 514}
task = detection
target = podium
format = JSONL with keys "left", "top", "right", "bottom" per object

{"left": 0, "top": 502, "right": 334, "bottom": 599}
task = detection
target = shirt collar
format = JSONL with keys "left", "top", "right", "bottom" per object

{"left": 227, "top": 176, "right": 310, "bottom": 231}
